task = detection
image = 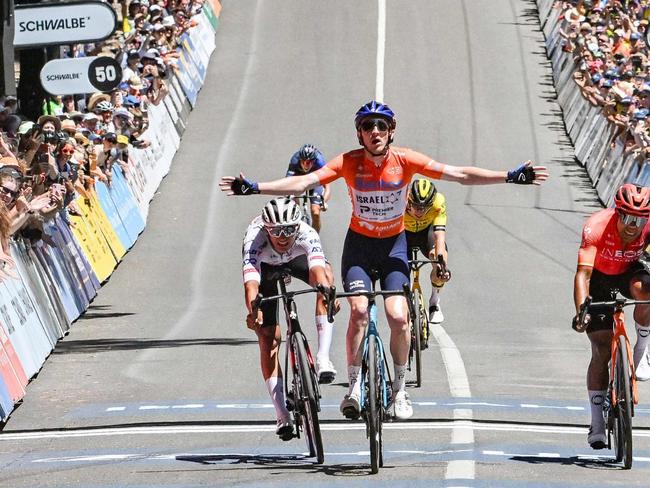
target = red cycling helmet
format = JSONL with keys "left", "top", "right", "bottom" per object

{"left": 614, "top": 183, "right": 650, "bottom": 217}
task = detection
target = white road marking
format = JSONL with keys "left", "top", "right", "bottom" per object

{"left": 375, "top": 0, "right": 386, "bottom": 102}
{"left": 430, "top": 324, "right": 475, "bottom": 481}
{"left": 102, "top": 400, "right": 594, "bottom": 413}
{"left": 1, "top": 420, "right": 629, "bottom": 442}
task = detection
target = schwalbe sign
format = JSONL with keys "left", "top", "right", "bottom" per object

{"left": 14, "top": 1, "right": 117, "bottom": 48}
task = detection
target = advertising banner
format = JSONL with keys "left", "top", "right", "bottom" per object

{"left": 69, "top": 208, "right": 117, "bottom": 283}
{"left": 94, "top": 182, "right": 134, "bottom": 250}
{"left": 14, "top": 1, "right": 117, "bottom": 48}
{"left": 107, "top": 166, "right": 146, "bottom": 242}
{"left": 0, "top": 323, "right": 27, "bottom": 402}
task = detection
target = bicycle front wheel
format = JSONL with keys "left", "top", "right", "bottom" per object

{"left": 366, "top": 335, "right": 383, "bottom": 474}
{"left": 613, "top": 335, "right": 633, "bottom": 469}
{"left": 293, "top": 335, "right": 324, "bottom": 464}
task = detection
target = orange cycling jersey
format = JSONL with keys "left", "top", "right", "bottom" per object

{"left": 314, "top": 147, "right": 446, "bottom": 238}
{"left": 578, "top": 208, "right": 650, "bottom": 275}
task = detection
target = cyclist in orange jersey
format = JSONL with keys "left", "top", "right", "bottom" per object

{"left": 572, "top": 183, "right": 650, "bottom": 450}
{"left": 221, "top": 100, "right": 548, "bottom": 420}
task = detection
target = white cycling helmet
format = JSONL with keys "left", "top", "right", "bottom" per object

{"left": 262, "top": 197, "right": 302, "bottom": 227}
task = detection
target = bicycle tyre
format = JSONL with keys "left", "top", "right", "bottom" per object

{"left": 414, "top": 288, "right": 428, "bottom": 387}
{"left": 293, "top": 335, "right": 324, "bottom": 464}
{"left": 613, "top": 335, "right": 633, "bottom": 469}
{"left": 367, "top": 336, "right": 383, "bottom": 474}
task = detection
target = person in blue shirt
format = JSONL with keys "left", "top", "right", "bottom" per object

{"left": 286, "top": 144, "right": 330, "bottom": 232}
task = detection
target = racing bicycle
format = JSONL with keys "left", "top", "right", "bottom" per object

{"left": 321, "top": 274, "right": 411, "bottom": 474}
{"left": 575, "top": 292, "right": 650, "bottom": 469}
{"left": 252, "top": 270, "right": 325, "bottom": 464}
{"left": 406, "top": 248, "right": 449, "bottom": 387}
{"left": 291, "top": 189, "right": 326, "bottom": 228}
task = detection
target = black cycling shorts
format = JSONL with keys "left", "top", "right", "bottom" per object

{"left": 259, "top": 256, "right": 309, "bottom": 327}
{"left": 587, "top": 262, "right": 648, "bottom": 333}
{"left": 341, "top": 229, "right": 409, "bottom": 292}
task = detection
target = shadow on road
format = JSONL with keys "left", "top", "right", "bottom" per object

{"left": 176, "top": 453, "right": 373, "bottom": 476}
{"left": 52, "top": 337, "right": 258, "bottom": 354}
{"left": 511, "top": 454, "right": 625, "bottom": 470}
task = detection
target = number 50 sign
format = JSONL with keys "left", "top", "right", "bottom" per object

{"left": 40, "top": 56, "right": 123, "bottom": 95}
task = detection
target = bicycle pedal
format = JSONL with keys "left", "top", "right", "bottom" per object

{"left": 318, "top": 371, "right": 336, "bottom": 384}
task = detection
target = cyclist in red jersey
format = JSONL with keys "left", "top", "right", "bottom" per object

{"left": 221, "top": 100, "right": 548, "bottom": 420}
{"left": 572, "top": 183, "right": 650, "bottom": 450}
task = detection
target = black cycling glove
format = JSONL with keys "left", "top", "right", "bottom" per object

{"left": 231, "top": 176, "right": 260, "bottom": 195}
{"left": 506, "top": 163, "right": 536, "bottom": 184}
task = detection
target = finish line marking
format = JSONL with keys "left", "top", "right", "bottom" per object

{"left": 0, "top": 420, "right": 626, "bottom": 442}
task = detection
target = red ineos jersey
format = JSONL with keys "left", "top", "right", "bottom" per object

{"left": 314, "top": 147, "right": 446, "bottom": 238}
{"left": 578, "top": 208, "right": 650, "bottom": 275}
{"left": 242, "top": 216, "right": 326, "bottom": 283}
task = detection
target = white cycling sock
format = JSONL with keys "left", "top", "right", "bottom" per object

{"left": 348, "top": 365, "right": 361, "bottom": 397}
{"left": 392, "top": 363, "right": 408, "bottom": 393}
{"left": 266, "top": 376, "right": 289, "bottom": 420}
{"left": 429, "top": 288, "right": 440, "bottom": 310}
{"left": 315, "top": 315, "right": 332, "bottom": 362}
{"left": 588, "top": 389, "right": 606, "bottom": 431}
{"left": 634, "top": 323, "right": 650, "bottom": 368}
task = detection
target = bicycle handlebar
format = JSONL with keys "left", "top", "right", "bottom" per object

{"left": 251, "top": 287, "right": 321, "bottom": 314}
{"left": 573, "top": 294, "right": 650, "bottom": 332}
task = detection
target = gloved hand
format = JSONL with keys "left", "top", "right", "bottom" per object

{"left": 506, "top": 161, "right": 537, "bottom": 184}
{"left": 231, "top": 175, "right": 260, "bottom": 195}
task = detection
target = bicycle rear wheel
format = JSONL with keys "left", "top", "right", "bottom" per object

{"left": 613, "top": 335, "right": 633, "bottom": 469}
{"left": 366, "top": 335, "right": 383, "bottom": 474}
{"left": 293, "top": 335, "right": 324, "bottom": 464}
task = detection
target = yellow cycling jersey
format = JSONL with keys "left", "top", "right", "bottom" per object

{"left": 403, "top": 192, "right": 447, "bottom": 233}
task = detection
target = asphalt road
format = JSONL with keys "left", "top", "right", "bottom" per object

{"left": 1, "top": 1, "right": 649, "bottom": 486}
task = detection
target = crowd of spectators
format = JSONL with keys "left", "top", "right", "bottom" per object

{"left": 0, "top": 0, "right": 205, "bottom": 273}
{"left": 557, "top": 0, "right": 650, "bottom": 155}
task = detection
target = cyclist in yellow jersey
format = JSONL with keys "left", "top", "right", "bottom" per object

{"left": 404, "top": 179, "right": 450, "bottom": 324}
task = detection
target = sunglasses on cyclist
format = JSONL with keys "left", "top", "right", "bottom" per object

{"left": 360, "top": 117, "right": 390, "bottom": 133}
{"left": 266, "top": 224, "right": 299, "bottom": 238}
{"left": 617, "top": 210, "right": 648, "bottom": 227}
{"left": 408, "top": 202, "right": 431, "bottom": 212}
{"left": 0, "top": 186, "right": 18, "bottom": 199}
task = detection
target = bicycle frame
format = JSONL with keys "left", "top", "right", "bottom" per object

{"left": 359, "top": 297, "right": 391, "bottom": 412}
{"left": 610, "top": 306, "right": 638, "bottom": 408}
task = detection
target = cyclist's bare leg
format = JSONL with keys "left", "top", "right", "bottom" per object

{"left": 347, "top": 296, "right": 369, "bottom": 366}
{"left": 587, "top": 329, "right": 611, "bottom": 444}
{"left": 385, "top": 295, "right": 410, "bottom": 365}
{"left": 256, "top": 324, "right": 290, "bottom": 422}
{"left": 587, "top": 330, "right": 611, "bottom": 390}
{"left": 630, "top": 276, "right": 650, "bottom": 366}
{"left": 385, "top": 295, "right": 410, "bottom": 393}
{"left": 310, "top": 203, "right": 321, "bottom": 233}
{"left": 256, "top": 324, "right": 283, "bottom": 380}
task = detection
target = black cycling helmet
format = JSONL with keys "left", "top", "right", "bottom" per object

{"left": 298, "top": 144, "right": 318, "bottom": 162}
{"left": 409, "top": 179, "right": 437, "bottom": 207}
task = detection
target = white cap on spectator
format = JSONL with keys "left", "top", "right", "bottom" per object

{"left": 113, "top": 107, "right": 133, "bottom": 120}
{"left": 153, "top": 23, "right": 165, "bottom": 32}
{"left": 83, "top": 113, "right": 99, "bottom": 121}
{"left": 150, "top": 4, "right": 162, "bottom": 12}
{"left": 162, "top": 15, "right": 175, "bottom": 27}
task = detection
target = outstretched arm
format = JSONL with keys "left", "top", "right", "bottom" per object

{"left": 440, "top": 160, "right": 548, "bottom": 185}
{"left": 219, "top": 172, "right": 320, "bottom": 196}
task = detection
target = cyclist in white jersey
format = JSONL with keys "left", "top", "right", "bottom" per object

{"left": 242, "top": 197, "right": 337, "bottom": 440}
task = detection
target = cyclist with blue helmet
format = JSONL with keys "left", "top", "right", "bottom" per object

{"left": 221, "top": 100, "right": 548, "bottom": 420}
{"left": 286, "top": 144, "right": 330, "bottom": 232}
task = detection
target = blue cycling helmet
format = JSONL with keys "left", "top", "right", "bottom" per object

{"left": 298, "top": 144, "right": 318, "bottom": 161}
{"left": 354, "top": 100, "right": 396, "bottom": 129}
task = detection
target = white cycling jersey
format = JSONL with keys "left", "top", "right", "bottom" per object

{"left": 242, "top": 216, "right": 326, "bottom": 283}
